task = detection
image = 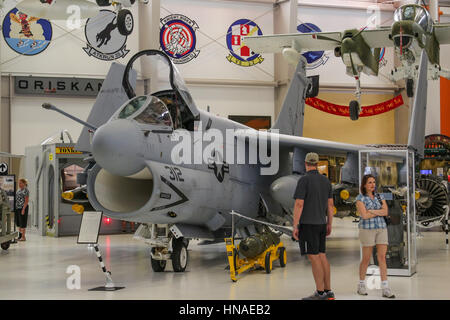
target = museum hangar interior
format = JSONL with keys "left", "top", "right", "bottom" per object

{"left": 0, "top": 0, "right": 449, "bottom": 300}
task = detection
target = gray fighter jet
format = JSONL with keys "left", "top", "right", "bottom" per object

{"left": 43, "top": 49, "right": 428, "bottom": 273}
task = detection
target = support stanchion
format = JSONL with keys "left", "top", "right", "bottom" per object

{"left": 88, "top": 244, "right": 124, "bottom": 291}
{"left": 77, "top": 211, "right": 125, "bottom": 291}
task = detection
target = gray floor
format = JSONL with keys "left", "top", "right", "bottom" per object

{"left": 0, "top": 218, "right": 449, "bottom": 300}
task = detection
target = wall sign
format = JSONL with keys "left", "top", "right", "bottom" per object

{"left": 2, "top": 8, "right": 52, "bottom": 56}
{"left": 84, "top": 10, "right": 130, "bottom": 61}
{"left": 160, "top": 14, "right": 200, "bottom": 64}
{"left": 226, "top": 19, "right": 264, "bottom": 67}
{"left": 0, "top": 163, "right": 8, "bottom": 176}
{"left": 297, "top": 23, "right": 329, "bottom": 70}
{"left": 15, "top": 76, "right": 103, "bottom": 96}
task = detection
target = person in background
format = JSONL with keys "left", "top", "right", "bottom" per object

{"left": 15, "top": 178, "right": 29, "bottom": 241}
{"left": 356, "top": 174, "right": 395, "bottom": 298}
{"left": 293, "top": 152, "right": 335, "bottom": 300}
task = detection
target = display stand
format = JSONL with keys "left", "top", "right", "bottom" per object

{"left": 359, "top": 149, "right": 417, "bottom": 277}
{"left": 444, "top": 205, "right": 449, "bottom": 250}
{"left": 77, "top": 211, "right": 124, "bottom": 291}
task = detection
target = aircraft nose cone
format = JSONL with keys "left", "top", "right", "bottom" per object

{"left": 92, "top": 120, "right": 145, "bottom": 177}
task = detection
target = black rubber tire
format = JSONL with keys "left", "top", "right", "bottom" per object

{"left": 233, "top": 248, "right": 238, "bottom": 272}
{"left": 1, "top": 241, "right": 11, "bottom": 251}
{"left": 407, "top": 78, "right": 414, "bottom": 98}
{"left": 349, "top": 100, "right": 360, "bottom": 121}
{"left": 130, "top": 0, "right": 136, "bottom": 4}
{"left": 151, "top": 257, "right": 167, "bottom": 272}
{"left": 150, "top": 248, "right": 167, "bottom": 272}
{"left": 279, "top": 247, "right": 287, "bottom": 268}
{"left": 172, "top": 238, "right": 188, "bottom": 272}
{"left": 96, "top": 0, "right": 111, "bottom": 6}
{"left": 264, "top": 251, "right": 272, "bottom": 274}
{"left": 117, "top": 9, "right": 134, "bottom": 36}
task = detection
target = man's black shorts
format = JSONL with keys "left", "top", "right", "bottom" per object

{"left": 298, "top": 224, "right": 327, "bottom": 256}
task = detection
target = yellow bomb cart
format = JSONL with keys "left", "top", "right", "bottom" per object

{"left": 225, "top": 211, "right": 287, "bottom": 282}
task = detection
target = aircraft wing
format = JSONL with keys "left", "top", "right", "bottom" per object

{"left": 434, "top": 23, "right": 450, "bottom": 45}
{"left": 244, "top": 32, "right": 342, "bottom": 53}
{"left": 244, "top": 27, "right": 393, "bottom": 54}
{"left": 235, "top": 129, "right": 367, "bottom": 157}
{"left": 359, "top": 27, "right": 393, "bottom": 48}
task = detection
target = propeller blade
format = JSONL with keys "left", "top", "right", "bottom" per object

{"left": 351, "top": 26, "right": 368, "bottom": 40}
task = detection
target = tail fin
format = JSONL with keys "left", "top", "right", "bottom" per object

{"left": 76, "top": 63, "right": 137, "bottom": 152}
{"left": 407, "top": 50, "right": 428, "bottom": 158}
{"left": 272, "top": 57, "right": 312, "bottom": 136}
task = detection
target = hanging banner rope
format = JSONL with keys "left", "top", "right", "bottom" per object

{"left": 305, "top": 95, "right": 404, "bottom": 117}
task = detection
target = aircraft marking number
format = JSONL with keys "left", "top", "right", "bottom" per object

{"left": 165, "top": 166, "right": 184, "bottom": 182}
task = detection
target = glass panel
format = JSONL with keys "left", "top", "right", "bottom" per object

{"left": 133, "top": 96, "right": 173, "bottom": 127}
{"left": 118, "top": 96, "right": 148, "bottom": 119}
{"left": 359, "top": 150, "right": 416, "bottom": 276}
{"left": 403, "top": 5, "right": 416, "bottom": 21}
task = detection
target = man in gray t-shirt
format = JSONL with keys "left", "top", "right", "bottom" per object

{"left": 292, "top": 152, "right": 335, "bottom": 300}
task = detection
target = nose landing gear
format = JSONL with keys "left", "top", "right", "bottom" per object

{"left": 349, "top": 76, "right": 362, "bottom": 121}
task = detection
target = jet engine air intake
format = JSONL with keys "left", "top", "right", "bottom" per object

{"left": 92, "top": 167, "right": 153, "bottom": 213}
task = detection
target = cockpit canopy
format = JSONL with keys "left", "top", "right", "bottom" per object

{"left": 115, "top": 95, "right": 173, "bottom": 131}
{"left": 394, "top": 4, "right": 433, "bottom": 33}
{"left": 119, "top": 50, "right": 198, "bottom": 131}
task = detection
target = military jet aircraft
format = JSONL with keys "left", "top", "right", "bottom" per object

{"left": 42, "top": 47, "right": 429, "bottom": 273}
{"left": 244, "top": 3, "right": 450, "bottom": 121}
{"left": 15, "top": 0, "right": 147, "bottom": 35}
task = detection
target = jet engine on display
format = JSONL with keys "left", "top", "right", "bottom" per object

{"left": 415, "top": 175, "right": 449, "bottom": 228}
{"left": 42, "top": 46, "right": 430, "bottom": 274}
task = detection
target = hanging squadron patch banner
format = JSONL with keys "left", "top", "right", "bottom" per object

{"left": 160, "top": 14, "right": 200, "bottom": 64}
{"left": 226, "top": 19, "right": 264, "bottom": 67}
{"left": 84, "top": 10, "right": 130, "bottom": 61}
{"left": 2, "top": 8, "right": 52, "bottom": 56}
{"left": 297, "top": 23, "right": 329, "bottom": 70}
{"left": 306, "top": 95, "right": 404, "bottom": 117}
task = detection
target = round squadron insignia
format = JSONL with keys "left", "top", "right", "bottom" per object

{"left": 226, "top": 19, "right": 264, "bottom": 67}
{"left": 83, "top": 10, "right": 130, "bottom": 61}
{"left": 378, "top": 48, "right": 388, "bottom": 68}
{"left": 2, "top": 8, "right": 52, "bottom": 56}
{"left": 297, "top": 23, "right": 329, "bottom": 70}
{"left": 160, "top": 14, "right": 200, "bottom": 64}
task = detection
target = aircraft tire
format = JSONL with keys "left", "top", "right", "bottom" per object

{"left": 278, "top": 247, "right": 287, "bottom": 268}
{"left": 264, "top": 251, "right": 272, "bottom": 274}
{"left": 150, "top": 248, "right": 167, "bottom": 272}
{"left": 172, "top": 238, "right": 188, "bottom": 272}
{"left": 96, "top": 0, "right": 111, "bottom": 6}
{"left": 349, "top": 100, "right": 359, "bottom": 121}
{"left": 1, "top": 241, "right": 11, "bottom": 251}
{"left": 117, "top": 9, "right": 134, "bottom": 36}
{"left": 150, "top": 257, "right": 167, "bottom": 272}
{"left": 407, "top": 78, "right": 414, "bottom": 98}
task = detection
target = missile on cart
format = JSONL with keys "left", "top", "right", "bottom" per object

{"left": 62, "top": 186, "right": 88, "bottom": 201}
{"left": 238, "top": 228, "right": 280, "bottom": 259}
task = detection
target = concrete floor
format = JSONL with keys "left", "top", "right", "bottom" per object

{"left": 0, "top": 218, "right": 449, "bottom": 300}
